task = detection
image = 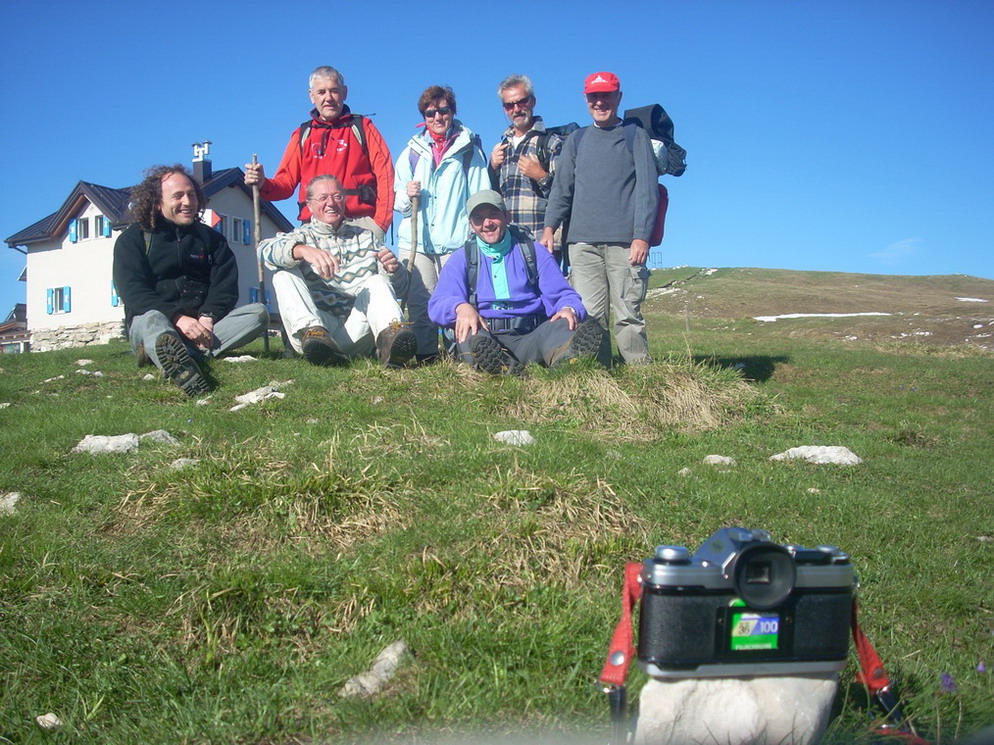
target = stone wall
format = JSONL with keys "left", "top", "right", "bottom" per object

{"left": 31, "top": 321, "right": 125, "bottom": 352}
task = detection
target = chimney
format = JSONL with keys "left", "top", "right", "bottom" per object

{"left": 191, "top": 140, "right": 213, "bottom": 183}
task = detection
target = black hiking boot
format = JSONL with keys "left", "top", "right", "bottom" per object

{"left": 469, "top": 334, "right": 522, "bottom": 376}
{"left": 550, "top": 319, "right": 605, "bottom": 368}
{"left": 155, "top": 333, "right": 210, "bottom": 396}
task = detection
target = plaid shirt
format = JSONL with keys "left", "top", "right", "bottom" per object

{"left": 489, "top": 117, "right": 567, "bottom": 240}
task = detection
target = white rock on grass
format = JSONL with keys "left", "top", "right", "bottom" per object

{"left": 72, "top": 434, "right": 140, "bottom": 454}
{"left": 76, "top": 359, "right": 94, "bottom": 366}
{"left": 769, "top": 446, "right": 862, "bottom": 465}
{"left": 678, "top": 467, "right": 692, "bottom": 477}
{"left": 339, "top": 640, "right": 411, "bottom": 698}
{"left": 140, "top": 429, "right": 179, "bottom": 446}
{"left": 223, "top": 355, "right": 256, "bottom": 363}
{"left": 635, "top": 675, "right": 837, "bottom": 745}
{"left": 231, "top": 386, "right": 286, "bottom": 411}
{"left": 170, "top": 458, "right": 201, "bottom": 470}
{"left": 35, "top": 712, "right": 63, "bottom": 730}
{"left": 703, "top": 454, "right": 736, "bottom": 467}
{"left": 142, "top": 373, "right": 156, "bottom": 381}
{"left": 1, "top": 492, "right": 21, "bottom": 515}
{"left": 493, "top": 430, "right": 536, "bottom": 446}
{"left": 42, "top": 375, "right": 65, "bottom": 384}
{"left": 0, "top": 402, "right": 10, "bottom": 409}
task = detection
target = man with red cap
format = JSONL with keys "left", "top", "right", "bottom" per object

{"left": 542, "top": 72, "right": 658, "bottom": 365}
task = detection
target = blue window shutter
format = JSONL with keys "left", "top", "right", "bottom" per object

{"left": 243, "top": 219, "right": 252, "bottom": 245}
{"left": 111, "top": 280, "right": 119, "bottom": 307}
{"left": 46, "top": 288, "right": 54, "bottom": 314}
{"left": 249, "top": 287, "right": 258, "bottom": 303}
{"left": 102, "top": 218, "right": 112, "bottom": 238}
{"left": 63, "top": 286, "right": 71, "bottom": 312}
{"left": 69, "top": 219, "right": 78, "bottom": 243}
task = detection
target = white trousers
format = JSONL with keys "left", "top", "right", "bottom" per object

{"left": 272, "top": 269, "right": 403, "bottom": 357}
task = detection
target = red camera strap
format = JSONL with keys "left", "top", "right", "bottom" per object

{"left": 599, "top": 562, "right": 643, "bottom": 687}
{"left": 851, "top": 600, "right": 891, "bottom": 693}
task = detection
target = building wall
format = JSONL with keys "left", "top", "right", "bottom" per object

{"left": 27, "top": 201, "right": 122, "bottom": 335}
{"left": 27, "top": 187, "right": 287, "bottom": 351}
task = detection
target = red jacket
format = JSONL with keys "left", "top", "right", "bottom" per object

{"left": 261, "top": 106, "right": 395, "bottom": 228}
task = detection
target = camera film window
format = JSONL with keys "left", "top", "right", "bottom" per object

{"left": 729, "top": 601, "right": 780, "bottom": 651}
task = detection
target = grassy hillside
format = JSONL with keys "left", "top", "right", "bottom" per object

{"left": 1, "top": 269, "right": 992, "bottom": 744}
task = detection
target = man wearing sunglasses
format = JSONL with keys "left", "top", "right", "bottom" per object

{"left": 489, "top": 75, "right": 569, "bottom": 248}
{"left": 259, "top": 175, "right": 416, "bottom": 368}
{"left": 542, "top": 72, "right": 658, "bottom": 366}
{"left": 245, "top": 66, "right": 395, "bottom": 240}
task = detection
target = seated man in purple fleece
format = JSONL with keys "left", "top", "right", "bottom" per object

{"left": 428, "top": 189, "right": 603, "bottom": 375}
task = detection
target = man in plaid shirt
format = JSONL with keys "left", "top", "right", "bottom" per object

{"left": 488, "top": 75, "right": 569, "bottom": 249}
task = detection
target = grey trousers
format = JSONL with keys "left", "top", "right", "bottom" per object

{"left": 457, "top": 318, "right": 574, "bottom": 367}
{"left": 569, "top": 242, "right": 650, "bottom": 364}
{"left": 128, "top": 305, "right": 269, "bottom": 368}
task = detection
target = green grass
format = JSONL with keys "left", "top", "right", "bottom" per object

{"left": 1, "top": 296, "right": 992, "bottom": 744}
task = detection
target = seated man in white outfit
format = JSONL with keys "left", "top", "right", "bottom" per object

{"left": 259, "top": 175, "right": 415, "bottom": 367}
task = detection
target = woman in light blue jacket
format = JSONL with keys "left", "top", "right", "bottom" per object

{"left": 394, "top": 85, "right": 489, "bottom": 362}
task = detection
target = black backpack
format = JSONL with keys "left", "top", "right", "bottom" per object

{"left": 622, "top": 104, "right": 687, "bottom": 177}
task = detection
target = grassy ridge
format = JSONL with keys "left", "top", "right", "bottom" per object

{"left": 1, "top": 271, "right": 992, "bottom": 743}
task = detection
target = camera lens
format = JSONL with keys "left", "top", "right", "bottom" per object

{"left": 731, "top": 544, "right": 796, "bottom": 610}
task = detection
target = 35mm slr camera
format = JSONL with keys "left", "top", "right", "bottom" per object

{"left": 637, "top": 527, "right": 854, "bottom": 678}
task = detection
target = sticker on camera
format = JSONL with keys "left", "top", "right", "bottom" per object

{"left": 730, "top": 611, "right": 780, "bottom": 651}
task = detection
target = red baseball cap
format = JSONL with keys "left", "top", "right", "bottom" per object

{"left": 583, "top": 72, "right": 621, "bottom": 94}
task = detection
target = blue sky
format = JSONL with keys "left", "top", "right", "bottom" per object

{"left": 2, "top": 0, "right": 992, "bottom": 317}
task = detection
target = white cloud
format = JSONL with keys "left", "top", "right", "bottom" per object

{"left": 869, "top": 238, "right": 920, "bottom": 266}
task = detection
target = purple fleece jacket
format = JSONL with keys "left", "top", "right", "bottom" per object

{"left": 428, "top": 236, "right": 587, "bottom": 326}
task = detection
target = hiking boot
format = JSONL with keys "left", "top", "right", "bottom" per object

{"left": 469, "top": 334, "right": 517, "bottom": 375}
{"left": 376, "top": 322, "right": 417, "bottom": 368}
{"left": 300, "top": 326, "right": 347, "bottom": 366}
{"left": 155, "top": 333, "right": 210, "bottom": 396}
{"left": 550, "top": 319, "right": 605, "bottom": 368}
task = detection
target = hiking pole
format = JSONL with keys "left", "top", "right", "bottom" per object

{"left": 251, "top": 153, "right": 269, "bottom": 354}
{"left": 406, "top": 194, "right": 420, "bottom": 273}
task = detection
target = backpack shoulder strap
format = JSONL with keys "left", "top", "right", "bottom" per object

{"left": 349, "top": 114, "right": 368, "bottom": 158}
{"left": 512, "top": 228, "right": 540, "bottom": 292}
{"left": 462, "top": 133, "right": 482, "bottom": 173}
{"left": 297, "top": 120, "right": 312, "bottom": 156}
{"left": 463, "top": 238, "right": 480, "bottom": 308}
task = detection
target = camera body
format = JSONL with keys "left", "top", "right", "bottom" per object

{"left": 637, "top": 527, "right": 854, "bottom": 678}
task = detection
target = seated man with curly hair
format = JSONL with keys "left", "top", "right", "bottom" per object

{"left": 113, "top": 164, "right": 269, "bottom": 395}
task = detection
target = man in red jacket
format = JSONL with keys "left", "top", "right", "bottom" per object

{"left": 244, "top": 66, "right": 395, "bottom": 239}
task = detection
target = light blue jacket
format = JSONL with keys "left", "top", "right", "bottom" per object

{"left": 393, "top": 122, "right": 490, "bottom": 255}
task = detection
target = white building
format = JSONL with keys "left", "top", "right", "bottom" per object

{"left": 4, "top": 153, "right": 292, "bottom": 352}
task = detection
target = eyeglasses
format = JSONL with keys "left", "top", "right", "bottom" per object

{"left": 502, "top": 96, "right": 533, "bottom": 111}
{"left": 423, "top": 106, "right": 452, "bottom": 118}
{"left": 308, "top": 193, "right": 345, "bottom": 204}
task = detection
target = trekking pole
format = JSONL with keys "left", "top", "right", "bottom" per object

{"left": 251, "top": 153, "right": 269, "bottom": 354}
{"left": 406, "top": 194, "right": 420, "bottom": 273}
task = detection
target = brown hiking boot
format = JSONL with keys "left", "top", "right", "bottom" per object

{"left": 549, "top": 319, "right": 605, "bottom": 368}
{"left": 376, "top": 322, "right": 417, "bottom": 368}
{"left": 154, "top": 333, "right": 210, "bottom": 396}
{"left": 300, "top": 326, "right": 348, "bottom": 366}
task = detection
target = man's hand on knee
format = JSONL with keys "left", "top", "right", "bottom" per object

{"left": 455, "top": 303, "right": 489, "bottom": 343}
